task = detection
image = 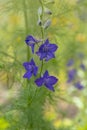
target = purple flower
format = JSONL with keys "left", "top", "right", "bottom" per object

{"left": 67, "top": 69, "right": 76, "bottom": 83}
{"left": 36, "top": 39, "right": 58, "bottom": 61}
{"left": 25, "top": 35, "right": 41, "bottom": 53}
{"left": 67, "top": 59, "right": 74, "bottom": 66}
{"left": 78, "top": 53, "right": 84, "bottom": 59}
{"left": 23, "top": 59, "right": 38, "bottom": 79}
{"left": 75, "top": 82, "right": 84, "bottom": 90}
{"left": 35, "top": 70, "right": 58, "bottom": 91}
{"left": 80, "top": 63, "right": 85, "bottom": 70}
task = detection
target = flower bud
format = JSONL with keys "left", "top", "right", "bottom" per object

{"left": 38, "top": 7, "right": 42, "bottom": 17}
{"left": 43, "top": 19, "right": 51, "bottom": 29}
{"left": 44, "top": 7, "right": 52, "bottom": 15}
{"left": 37, "top": 19, "right": 42, "bottom": 26}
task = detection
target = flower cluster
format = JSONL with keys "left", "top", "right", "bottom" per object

{"left": 66, "top": 54, "right": 86, "bottom": 90}
{"left": 23, "top": 35, "right": 58, "bottom": 91}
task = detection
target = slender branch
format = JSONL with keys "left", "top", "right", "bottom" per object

{"left": 0, "top": 51, "right": 21, "bottom": 64}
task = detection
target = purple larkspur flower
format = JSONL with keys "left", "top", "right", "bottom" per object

{"left": 67, "top": 69, "right": 76, "bottom": 83}
{"left": 80, "top": 63, "right": 85, "bottom": 70}
{"left": 67, "top": 59, "right": 74, "bottom": 66}
{"left": 35, "top": 70, "right": 58, "bottom": 91}
{"left": 36, "top": 39, "right": 58, "bottom": 61}
{"left": 25, "top": 35, "right": 41, "bottom": 53}
{"left": 78, "top": 53, "right": 84, "bottom": 59}
{"left": 23, "top": 59, "right": 38, "bottom": 79}
{"left": 75, "top": 82, "right": 84, "bottom": 90}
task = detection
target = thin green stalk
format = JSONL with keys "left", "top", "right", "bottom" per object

{"left": 40, "top": 60, "right": 44, "bottom": 76}
{"left": 39, "top": 0, "right": 44, "bottom": 39}
{"left": 39, "top": 0, "right": 44, "bottom": 76}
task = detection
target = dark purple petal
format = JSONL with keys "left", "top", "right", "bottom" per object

{"left": 67, "top": 69, "right": 76, "bottom": 83}
{"left": 36, "top": 39, "right": 57, "bottom": 61}
{"left": 25, "top": 35, "right": 39, "bottom": 44}
{"left": 23, "top": 62, "right": 29, "bottom": 67}
{"left": 35, "top": 78, "right": 44, "bottom": 87}
{"left": 80, "top": 64, "right": 85, "bottom": 70}
{"left": 75, "top": 82, "right": 84, "bottom": 90}
{"left": 36, "top": 51, "right": 41, "bottom": 56}
{"left": 30, "top": 58, "right": 35, "bottom": 66}
{"left": 33, "top": 66, "right": 38, "bottom": 76}
{"left": 25, "top": 35, "right": 41, "bottom": 53}
{"left": 38, "top": 44, "right": 45, "bottom": 52}
{"left": 47, "top": 76, "right": 58, "bottom": 85}
{"left": 23, "top": 71, "right": 32, "bottom": 79}
{"left": 44, "top": 39, "right": 49, "bottom": 45}
{"left": 48, "top": 44, "right": 58, "bottom": 52}
{"left": 67, "top": 59, "right": 74, "bottom": 66}
{"left": 35, "top": 70, "right": 58, "bottom": 91}
{"left": 45, "top": 83, "right": 54, "bottom": 91}
{"left": 23, "top": 62, "right": 31, "bottom": 71}
{"left": 43, "top": 70, "right": 49, "bottom": 78}
{"left": 36, "top": 44, "right": 47, "bottom": 60}
{"left": 45, "top": 52, "right": 55, "bottom": 61}
{"left": 40, "top": 53, "right": 47, "bottom": 60}
{"left": 78, "top": 53, "right": 84, "bottom": 59}
{"left": 23, "top": 59, "right": 38, "bottom": 79}
{"left": 36, "top": 44, "right": 44, "bottom": 57}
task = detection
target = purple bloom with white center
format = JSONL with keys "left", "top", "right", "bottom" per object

{"left": 25, "top": 35, "right": 41, "bottom": 53}
{"left": 36, "top": 39, "right": 58, "bottom": 61}
{"left": 23, "top": 58, "right": 38, "bottom": 79}
{"left": 35, "top": 70, "right": 58, "bottom": 91}
{"left": 67, "top": 69, "right": 76, "bottom": 83}
{"left": 67, "top": 59, "right": 74, "bottom": 66}
{"left": 75, "top": 82, "right": 84, "bottom": 90}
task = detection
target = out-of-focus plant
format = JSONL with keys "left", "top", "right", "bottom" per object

{"left": 66, "top": 53, "right": 86, "bottom": 90}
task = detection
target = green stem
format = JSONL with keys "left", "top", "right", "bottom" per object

{"left": 39, "top": 0, "right": 44, "bottom": 39}
{"left": 40, "top": 60, "right": 44, "bottom": 76}
{"left": 39, "top": 0, "right": 44, "bottom": 76}
{"left": 22, "top": 0, "right": 30, "bottom": 62}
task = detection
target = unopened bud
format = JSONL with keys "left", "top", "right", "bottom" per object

{"left": 44, "top": 7, "right": 52, "bottom": 15}
{"left": 43, "top": 19, "right": 51, "bottom": 29}
{"left": 38, "top": 7, "right": 42, "bottom": 17}
{"left": 37, "top": 19, "right": 42, "bottom": 26}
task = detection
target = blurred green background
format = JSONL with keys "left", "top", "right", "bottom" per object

{"left": 0, "top": 0, "right": 87, "bottom": 130}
